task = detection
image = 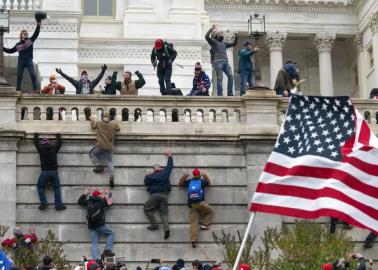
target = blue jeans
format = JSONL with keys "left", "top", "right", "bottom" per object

{"left": 37, "top": 171, "right": 63, "bottom": 206}
{"left": 89, "top": 146, "right": 114, "bottom": 177}
{"left": 90, "top": 224, "right": 115, "bottom": 259}
{"left": 214, "top": 61, "right": 234, "bottom": 96}
{"left": 239, "top": 70, "right": 254, "bottom": 96}
{"left": 157, "top": 65, "right": 172, "bottom": 95}
{"left": 17, "top": 58, "right": 38, "bottom": 91}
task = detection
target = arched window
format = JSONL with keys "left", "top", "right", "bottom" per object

{"left": 46, "top": 107, "right": 53, "bottom": 120}
{"left": 84, "top": 107, "right": 91, "bottom": 121}
{"left": 184, "top": 109, "right": 191, "bottom": 123}
{"left": 159, "top": 109, "right": 166, "bottom": 123}
{"left": 122, "top": 109, "right": 129, "bottom": 121}
{"left": 209, "top": 110, "right": 216, "bottom": 123}
{"left": 33, "top": 107, "right": 41, "bottom": 120}
{"left": 147, "top": 109, "right": 154, "bottom": 122}
{"left": 196, "top": 110, "right": 204, "bottom": 123}
{"left": 172, "top": 109, "right": 179, "bottom": 122}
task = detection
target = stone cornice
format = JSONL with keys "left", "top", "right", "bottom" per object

{"left": 10, "top": 23, "right": 78, "bottom": 33}
{"left": 314, "top": 32, "right": 336, "bottom": 52}
{"left": 205, "top": 1, "right": 355, "bottom": 15}
{"left": 354, "top": 32, "right": 363, "bottom": 52}
{"left": 265, "top": 31, "right": 288, "bottom": 51}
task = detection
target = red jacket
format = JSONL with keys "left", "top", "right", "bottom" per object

{"left": 1, "top": 233, "right": 38, "bottom": 248}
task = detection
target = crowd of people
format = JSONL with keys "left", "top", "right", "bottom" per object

{"left": 4, "top": 12, "right": 303, "bottom": 97}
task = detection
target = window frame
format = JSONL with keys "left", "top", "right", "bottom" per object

{"left": 81, "top": 0, "right": 116, "bottom": 18}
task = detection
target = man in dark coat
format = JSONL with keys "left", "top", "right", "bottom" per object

{"left": 101, "top": 71, "right": 118, "bottom": 95}
{"left": 144, "top": 151, "right": 173, "bottom": 239}
{"left": 273, "top": 63, "right": 297, "bottom": 97}
{"left": 55, "top": 65, "right": 107, "bottom": 94}
{"left": 151, "top": 39, "right": 177, "bottom": 95}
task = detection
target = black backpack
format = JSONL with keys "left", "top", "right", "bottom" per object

{"left": 87, "top": 199, "right": 105, "bottom": 224}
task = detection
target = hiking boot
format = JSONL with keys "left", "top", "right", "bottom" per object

{"left": 200, "top": 224, "right": 211, "bottom": 230}
{"left": 55, "top": 205, "right": 67, "bottom": 211}
{"left": 38, "top": 204, "right": 48, "bottom": 211}
{"left": 93, "top": 166, "right": 104, "bottom": 173}
{"left": 109, "top": 176, "right": 114, "bottom": 188}
{"left": 164, "top": 230, "right": 170, "bottom": 240}
{"left": 147, "top": 225, "right": 159, "bottom": 231}
{"left": 192, "top": 241, "right": 197, "bottom": 248}
{"left": 103, "top": 250, "right": 115, "bottom": 257}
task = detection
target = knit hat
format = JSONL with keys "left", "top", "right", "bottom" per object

{"left": 92, "top": 190, "right": 101, "bottom": 197}
{"left": 175, "top": 259, "right": 185, "bottom": 269}
{"left": 86, "top": 260, "right": 97, "bottom": 270}
{"left": 194, "top": 62, "right": 202, "bottom": 70}
{"left": 239, "top": 264, "right": 250, "bottom": 270}
{"left": 243, "top": 41, "right": 252, "bottom": 46}
{"left": 322, "top": 263, "right": 332, "bottom": 270}
{"left": 50, "top": 74, "right": 56, "bottom": 81}
{"left": 155, "top": 39, "right": 164, "bottom": 50}
{"left": 192, "top": 168, "right": 200, "bottom": 176}
{"left": 13, "top": 226, "right": 22, "bottom": 236}
{"left": 81, "top": 70, "right": 88, "bottom": 76}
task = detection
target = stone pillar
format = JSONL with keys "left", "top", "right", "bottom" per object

{"left": 369, "top": 12, "right": 378, "bottom": 87}
{"left": 266, "top": 31, "right": 287, "bottom": 89}
{"left": 314, "top": 33, "right": 336, "bottom": 96}
{"left": 0, "top": 131, "right": 25, "bottom": 236}
{"left": 354, "top": 33, "right": 367, "bottom": 98}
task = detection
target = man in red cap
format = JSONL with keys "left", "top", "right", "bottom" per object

{"left": 150, "top": 39, "right": 177, "bottom": 95}
{"left": 179, "top": 168, "right": 214, "bottom": 248}
{"left": 78, "top": 188, "right": 115, "bottom": 260}
{"left": 239, "top": 264, "right": 251, "bottom": 270}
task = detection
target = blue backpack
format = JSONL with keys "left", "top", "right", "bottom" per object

{"left": 188, "top": 179, "right": 204, "bottom": 203}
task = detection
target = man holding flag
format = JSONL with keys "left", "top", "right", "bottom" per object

{"left": 233, "top": 94, "right": 378, "bottom": 270}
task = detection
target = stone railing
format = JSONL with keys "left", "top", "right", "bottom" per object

{"left": 2, "top": 0, "right": 42, "bottom": 10}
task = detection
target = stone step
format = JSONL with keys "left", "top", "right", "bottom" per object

{"left": 17, "top": 186, "right": 248, "bottom": 205}
{"left": 16, "top": 166, "right": 249, "bottom": 186}
{"left": 16, "top": 205, "right": 248, "bottom": 224}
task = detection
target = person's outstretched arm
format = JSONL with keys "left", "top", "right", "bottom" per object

{"left": 134, "top": 71, "right": 146, "bottom": 89}
{"left": 30, "top": 22, "right": 41, "bottom": 42}
{"left": 55, "top": 68, "right": 79, "bottom": 89}
{"left": 205, "top": 26, "right": 215, "bottom": 46}
{"left": 33, "top": 133, "right": 41, "bottom": 151}
{"left": 90, "top": 64, "right": 107, "bottom": 90}
{"left": 55, "top": 133, "right": 62, "bottom": 152}
{"left": 3, "top": 44, "right": 17, "bottom": 54}
{"left": 162, "top": 151, "right": 173, "bottom": 178}
{"left": 225, "top": 33, "right": 238, "bottom": 48}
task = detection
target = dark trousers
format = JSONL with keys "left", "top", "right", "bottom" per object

{"left": 365, "top": 232, "right": 376, "bottom": 245}
{"left": 143, "top": 192, "right": 169, "bottom": 231}
{"left": 17, "top": 58, "right": 38, "bottom": 91}
{"left": 330, "top": 218, "right": 350, "bottom": 233}
{"left": 157, "top": 65, "right": 172, "bottom": 95}
{"left": 37, "top": 170, "right": 63, "bottom": 206}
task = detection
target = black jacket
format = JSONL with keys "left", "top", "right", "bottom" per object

{"left": 3, "top": 23, "right": 40, "bottom": 61}
{"left": 144, "top": 156, "right": 173, "bottom": 194}
{"left": 33, "top": 133, "right": 62, "bottom": 171}
{"left": 150, "top": 43, "right": 177, "bottom": 69}
{"left": 78, "top": 194, "right": 110, "bottom": 230}
{"left": 102, "top": 71, "right": 118, "bottom": 95}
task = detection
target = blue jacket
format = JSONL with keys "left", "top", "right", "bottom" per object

{"left": 0, "top": 250, "right": 10, "bottom": 270}
{"left": 238, "top": 48, "right": 255, "bottom": 73}
{"left": 187, "top": 72, "right": 211, "bottom": 96}
{"left": 144, "top": 156, "right": 173, "bottom": 194}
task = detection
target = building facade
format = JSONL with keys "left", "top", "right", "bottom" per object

{"left": 2, "top": 0, "right": 378, "bottom": 97}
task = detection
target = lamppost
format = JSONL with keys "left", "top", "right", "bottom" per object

{"left": 248, "top": 12, "right": 269, "bottom": 90}
{"left": 0, "top": 9, "right": 9, "bottom": 85}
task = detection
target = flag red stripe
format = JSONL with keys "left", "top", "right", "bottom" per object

{"left": 264, "top": 162, "right": 378, "bottom": 198}
{"left": 342, "top": 155, "right": 378, "bottom": 176}
{"left": 255, "top": 182, "right": 378, "bottom": 219}
{"left": 250, "top": 203, "right": 378, "bottom": 235}
{"left": 358, "top": 120, "right": 371, "bottom": 145}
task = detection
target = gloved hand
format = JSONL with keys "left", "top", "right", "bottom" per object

{"left": 101, "top": 64, "right": 107, "bottom": 71}
{"left": 152, "top": 61, "right": 157, "bottom": 68}
{"left": 55, "top": 68, "right": 62, "bottom": 74}
{"left": 135, "top": 70, "right": 141, "bottom": 76}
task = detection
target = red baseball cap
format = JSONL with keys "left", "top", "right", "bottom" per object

{"left": 92, "top": 190, "right": 102, "bottom": 197}
{"left": 322, "top": 263, "right": 332, "bottom": 270}
{"left": 192, "top": 168, "right": 200, "bottom": 176}
{"left": 239, "top": 264, "right": 250, "bottom": 270}
{"left": 155, "top": 39, "right": 163, "bottom": 50}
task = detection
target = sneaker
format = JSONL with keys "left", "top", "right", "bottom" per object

{"left": 192, "top": 241, "right": 197, "bottom": 248}
{"left": 147, "top": 225, "right": 159, "bottom": 231}
{"left": 55, "top": 205, "right": 67, "bottom": 211}
{"left": 200, "top": 225, "right": 211, "bottom": 230}
{"left": 103, "top": 250, "right": 115, "bottom": 257}
{"left": 164, "top": 230, "right": 170, "bottom": 240}
{"left": 109, "top": 176, "right": 114, "bottom": 188}
{"left": 93, "top": 166, "right": 104, "bottom": 173}
{"left": 38, "top": 204, "right": 48, "bottom": 211}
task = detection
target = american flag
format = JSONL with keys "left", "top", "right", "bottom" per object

{"left": 250, "top": 95, "right": 378, "bottom": 234}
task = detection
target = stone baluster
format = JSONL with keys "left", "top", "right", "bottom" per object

{"left": 116, "top": 107, "right": 122, "bottom": 121}
{"left": 5, "top": 0, "right": 11, "bottom": 10}
{"left": 78, "top": 107, "right": 86, "bottom": 122}
{"left": 65, "top": 109, "right": 72, "bottom": 121}
{"left": 265, "top": 31, "right": 287, "bottom": 89}
{"left": 28, "top": 107, "right": 34, "bottom": 120}
{"left": 314, "top": 32, "right": 336, "bottom": 96}
{"left": 20, "top": 0, "right": 27, "bottom": 9}
{"left": 40, "top": 107, "right": 47, "bottom": 120}
{"left": 203, "top": 110, "right": 209, "bottom": 123}
{"left": 354, "top": 33, "right": 367, "bottom": 98}
{"left": 34, "top": 0, "right": 42, "bottom": 9}
{"left": 215, "top": 110, "right": 222, "bottom": 122}
{"left": 369, "top": 12, "right": 378, "bottom": 88}
{"left": 129, "top": 108, "right": 135, "bottom": 122}
{"left": 166, "top": 110, "right": 172, "bottom": 122}
{"left": 53, "top": 108, "right": 60, "bottom": 120}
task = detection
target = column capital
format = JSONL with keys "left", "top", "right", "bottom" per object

{"left": 314, "top": 32, "right": 336, "bottom": 52}
{"left": 369, "top": 12, "right": 378, "bottom": 34}
{"left": 265, "top": 31, "right": 288, "bottom": 51}
{"left": 354, "top": 32, "right": 363, "bottom": 53}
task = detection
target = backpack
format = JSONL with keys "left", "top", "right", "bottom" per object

{"left": 87, "top": 200, "right": 104, "bottom": 224}
{"left": 154, "top": 41, "right": 174, "bottom": 59}
{"left": 187, "top": 179, "right": 204, "bottom": 203}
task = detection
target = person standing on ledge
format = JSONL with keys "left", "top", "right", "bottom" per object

{"left": 33, "top": 133, "right": 66, "bottom": 211}
{"left": 55, "top": 64, "right": 107, "bottom": 94}
{"left": 115, "top": 70, "right": 145, "bottom": 95}
{"left": 151, "top": 39, "right": 177, "bottom": 95}
{"left": 144, "top": 151, "right": 173, "bottom": 240}
{"left": 3, "top": 12, "right": 46, "bottom": 92}
{"left": 238, "top": 41, "right": 258, "bottom": 96}
{"left": 205, "top": 24, "right": 238, "bottom": 96}
{"left": 89, "top": 112, "right": 120, "bottom": 188}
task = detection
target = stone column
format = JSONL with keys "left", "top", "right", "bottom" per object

{"left": 314, "top": 33, "right": 336, "bottom": 96}
{"left": 369, "top": 12, "right": 378, "bottom": 87}
{"left": 354, "top": 33, "right": 367, "bottom": 98}
{"left": 266, "top": 31, "right": 287, "bottom": 89}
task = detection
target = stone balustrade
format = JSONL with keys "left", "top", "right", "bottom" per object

{"left": 2, "top": 0, "right": 42, "bottom": 10}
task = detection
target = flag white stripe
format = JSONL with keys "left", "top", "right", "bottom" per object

{"left": 252, "top": 192, "right": 378, "bottom": 230}
{"left": 346, "top": 148, "right": 378, "bottom": 165}
{"left": 259, "top": 171, "right": 378, "bottom": 207}
{"left": 268, "top": 152, "right": 378, "bottom": 188}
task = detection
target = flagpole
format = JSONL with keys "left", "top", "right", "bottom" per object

{"left": 232, "top": 211, "right": 256, "bottom": 270}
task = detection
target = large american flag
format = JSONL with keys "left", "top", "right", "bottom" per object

{"left": 250, "top": 95, "right": 378, "bottom": 234}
